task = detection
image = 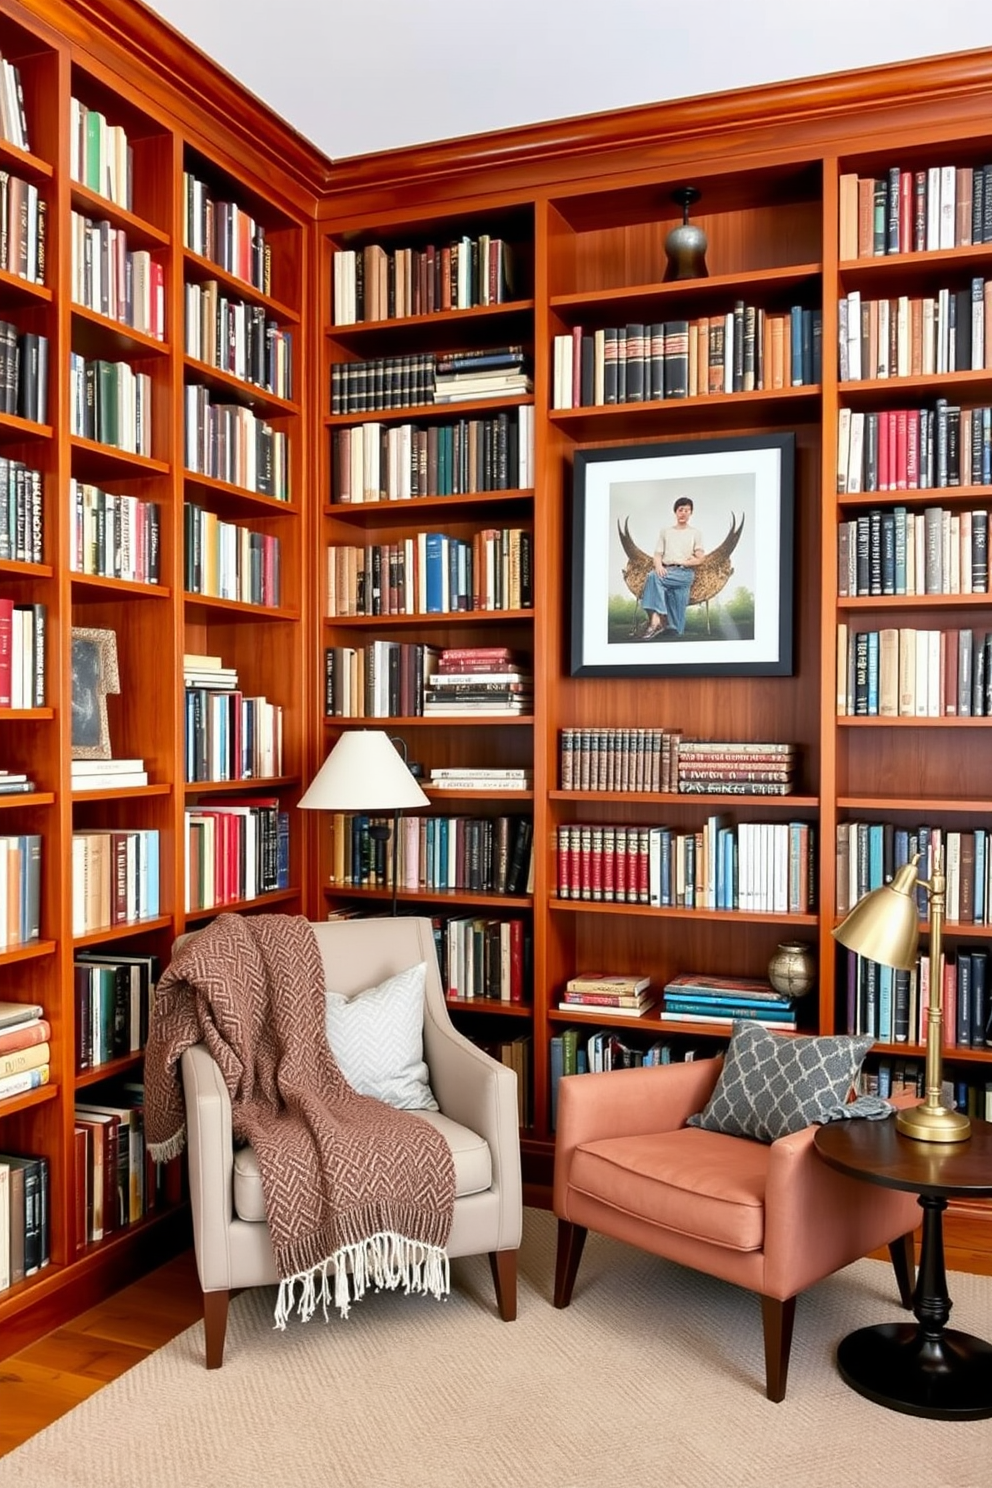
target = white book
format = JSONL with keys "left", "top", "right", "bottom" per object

{"left": 70, "top": 758, "right": 145, "bottom": 774}
{"left": 72, "top": 772, "right": 148, "bottom": 791}
{"left": 914, "top": 512, "right": 927, "bottom": 596}
{"left": 847, "top": 411, "right": 865, "bottom": 494}
{"left": 927, "top": 629, "right": 942, "bottom": 717}
{"left": 939, "top": 164, "right": 957, "bottom": 250}
{"left": 898, "top": 628, "right": 917, "bottom": 716}
{"left": 961, "top": 510, "right": 973, "bottom": 593}
{"left": 949, "top": 514, "right": 961, "bottom": 593}
{"left": 946, "top": 831, "right": 962, "bottom": 922}
{"left": 0, "top": 1161, "right": 8, "bottom": 1291}
{"left": 847, "top": 290, "right": 862, "bottom": 381}
{"left": 836, "top": 406, "right": 851, "bottom": 492}
{"left": 914, "top": 628, "right": 930, "bottom": 717}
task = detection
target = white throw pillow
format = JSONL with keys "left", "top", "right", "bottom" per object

{"left": 324, "top": 961, "right": 438, "bottom": 1110}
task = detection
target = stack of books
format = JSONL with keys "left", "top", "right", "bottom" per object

{"left": 0, "top": 1000, "right": 49, "bottom": 1103}
{"left": 558, "top": 972, "right": 656, "bottom": 1018}
{"left": 71, "top": 758, "right": 148, "bottom": 791}
{"left": 433, "top": 346, "right": 533, "bottom": 404}
{"left": 422, "top": 646, "right": 533, "bottom": 716}
{"left": 183, "top": 652, "right": 239, "bottom": 690}
{"left": 0, "top": 770, "right": 35, "bottom": 796}
{"left": 660, "top": 974, "right": 799, "bottom": 1030}
{"left": 429, "top": 767, "right": 532, "bottom": 792}
{"left": 677, "top": 740, "right": 796, "bottom": 796}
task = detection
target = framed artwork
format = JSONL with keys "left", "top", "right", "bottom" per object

{"left": 569, "top": 432, "right": 795, "bottom": 678}
{"left": 71, "top": 627, "right": 120, "bottom": 758}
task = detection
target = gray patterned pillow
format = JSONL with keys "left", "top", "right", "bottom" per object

{"left": 686, "top": 1021, "right": 874, "bottom": 1143}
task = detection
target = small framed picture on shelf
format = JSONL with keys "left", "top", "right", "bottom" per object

{"left": 71, "top": 627, "right": 120, "bottom": 758}
{"left": 569, "top": 432, "right": 795, "bottom": 678}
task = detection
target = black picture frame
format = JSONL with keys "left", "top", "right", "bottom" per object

{"left": 569, "top": 432, "right": 795, "bottom": 678}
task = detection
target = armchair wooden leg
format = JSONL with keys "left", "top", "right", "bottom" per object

{"left": 203, "top": 1289, "right": 230, "bottom": 1369}
{"left": 488, "top": 1249, "right": 518, "bottom": 1321}
{"left": 760, "top": 1294, "right": 796, "bottom": 1403}
{"left": 553, "top": 1221, "right": 588, "bottom": 1309}
{"left": 888, "top": 1230, "right": 916, "bottom": 1309}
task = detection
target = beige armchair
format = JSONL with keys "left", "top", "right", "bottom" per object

{"left": 179, "top": 916, "right": 522, "bottom": 1366}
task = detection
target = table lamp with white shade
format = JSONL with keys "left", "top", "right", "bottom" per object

{"left": 299, "top": 730, "right": 429, "bottom": 914}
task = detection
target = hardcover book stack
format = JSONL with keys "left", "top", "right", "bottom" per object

{"left": 0, "top": 998, "right": 49, "bottom": 1103}
{"left": 429, "top": 766, "right": 532, "bottom": 792}
{"left": 422, "top": 646, "right": 532, "bottom": 716}
{"left": 660, "top": 973, "right": 800, "bottom": 1031}
{"left": 676, "top": 740, "right": 796, "bottom": 796}
{"left": 433, "top": 345, "right": 533, "bottom": 405}
{"left": 71, "top": 758, "right": 148, "bottom": 791}
{"left": 558, "top": 972, "right": 656, "bottom": 1018}
{"left": 183, "top": 653, "right": 284, "bottom": 782}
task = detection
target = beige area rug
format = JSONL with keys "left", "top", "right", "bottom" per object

{"left": 1, "top": 1208, "right": 990, "bottom": 1488}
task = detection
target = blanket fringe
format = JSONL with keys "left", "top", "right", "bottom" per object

{"left": 147, "top": 1128, "right": 187, "bottom": 1164}
{"left": 273, "top": 1233, "right": 451, "bottom": 1329}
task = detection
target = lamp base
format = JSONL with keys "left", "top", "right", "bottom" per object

{"left": 896, "top": 1103, "right": 971, "bottom": 1143}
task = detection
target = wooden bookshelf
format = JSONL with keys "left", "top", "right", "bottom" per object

{"left": 0, "top": 0, "right": 319, "bottom": 1360}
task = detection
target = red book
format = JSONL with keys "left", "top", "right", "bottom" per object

{"left": 878, "top": 412, "right": 890, "bottom": 492}
{"left": 556, "top": 827, "right": 571, "bottom": 899}
{"left": 0, "top": 596, "right": 12, "bottom": 708}
{"left": 0, "top": 1017, "right": 50, "bottom": 1055}
{"left": 73, "top": 1124, "right": 90, "bottom": 1252}
{"left": 887, "top": 412, "right": 898, "bottom": 494}
{"left": 589, "top": 826, "right": 603, "bottom": 901}
{"left": 895, "top": 409, "right": 908, "bottom": 490}
{"left": 578, "top": 825, "right": 592, "bottom": 900}
{"left": 899, "top": 171, "right": 913, "bottom": 253}
{"left": 906, "top": 410, "right": 920, "bottom": 488}
{"left": 613, "top": 826, "right": 628, "bottom": 903}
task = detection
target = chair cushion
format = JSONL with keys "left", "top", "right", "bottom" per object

{"left": 325, "top": 961, "right": 439, "bottom": 1111}
{"left": 686, "top": 1020, "right": 874, "bottom": 1142}
{"left": 232, "top": 1111, "right": 491, "bottom": 1222}
{"left": 568, "top": 1127, "right": 768, "bottom": 1252}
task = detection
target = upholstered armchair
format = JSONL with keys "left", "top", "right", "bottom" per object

{"left": 179, "top": 916, "right": 522, "bottom": 1367}
{"left": 553, "top": 1057, "right": 920, "bottom": 1401}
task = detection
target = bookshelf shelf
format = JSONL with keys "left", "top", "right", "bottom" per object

{"left": 70, "top": 574, "right": 170, "bottom": 600}
{"left": 547, "top": 385, "right": 820, "bottom": 438}
{"left": 327, "top": 298, "right": 535, "bottom": 338}
{"left": 183, "top": 594, "right": 299, "bottom": 620}
{"left": 74, "top": 1053, "right": 144, "bottom": 1088}
{"left": 837, "top": 715, "right": 992, "bottom": 727}
{"left": 0, "top": 939, "right": 56, "bottom": 965}
{"left": 325, "top": 395, "right": 534, "bottom": 427}
{"left": 549, "top": 263, "right": 823, "bottom": 316}
{"left": 325, "top": 489, "right": 534, "bottom": 524}
{"left": 0, "top": 1084, "right": 58, "bottom": 1121}
{"left": 182, "top": 249, "right": 301, "bottom": 325}
{"left": 70, "top": 305, "right": 169, "bottom": 359}
{"left": 182, "top": 356, "right": 299, "bottom": 416}
{"left": 323, "top": 886, "right": 533, "bottom": 910}
{"left": 0, "top": 411, "right": 52, "bottom": 440}
{"left": 0, "top": 793, "right": 55, "bottom": 809}
{"left": 549, "top": 901, "right": 819, "bottom": 926}
{"left": 837, "top": 594, "right": 992, "bottom": 611}
{"left": 70, "top": 784, "right": 172, "bottom": 801}
{"left": 839, "top": 243, "right": 992, "bottom": 278}
{"left": 183, "top": 471, "right": 297, "bottom": 517}
{"left": 0, "top": 560, "right": 54, "bottom": 579}
{"left": 73, "top": 917, "right": 173, "bottom": 948}
{"left": 550, "top": 790, "right": 820, "bottom": 808}
{"left": 183, "top": 888, "right": 301, "bottom": 923}
{"left": 69, "top": 437, "right": 170, "bottom": 479}
{"left": 324, "top": 714, "right": 535, "bottom": 728}
{"left": 69, "top": 183, "right": 170, "bottom": 247}
{"left": 324, "top": 610, "right": 535, "bottom": 630}
{"left": 837, "top": 796, "right": 992, "bottom": 812}
{"left": 840, "top": 486, "right": 992, "bottom": 508}
{"left": 446, "top": 999, "right": 533, "bottom": 1018}
{"left": 0, "top": 138, "right": 52, "bottom": 180}
{"left": 0, "top": 267, "right": 52, "bottom": 304}
{"left": 184, "top": 775, "right": 300, "bottom": 794}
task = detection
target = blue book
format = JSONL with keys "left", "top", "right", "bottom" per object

{"left": 868, "top": 822, "right": 885, "bottom": 890}
{"left": 144, "top": 829, "right": 160, "bottom": 917}
{"left": 971, "top": 948, "right": 989, "bottom": 1049}
{"left": 789, "top": 305, "right": 803, "bottom": 385}
{"left": 664, "top": 994, "right": 794, "bottom": 1014}
{"left": 956, "top": 953, "right": 972, "bottom": 1047}
{"left": 276, "top": 812, "right": 290, "bottom": 890}
{"left": 549, "top": 1036, "right": 563, "bottom": 1130}
{"left": 975, "top": 829, "right": 987, "bottom": 924}
{"left": 866, "top": 630, "right": 880, "bottom": 714}
{"left": 424, "top": 532, "right": 446, "bottom": 612}
{"left": 662, "top": 1003, "right": 797, "bottom": 1025}
{"left": 878, "top": 964, "right": 893, "bottom": 1042}
{"left": 893, "top": 506, "right": 907, "bottom": 594}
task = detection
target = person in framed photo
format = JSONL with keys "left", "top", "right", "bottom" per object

{"left": 639, "top": 495, "right": 708, "bottom": 639}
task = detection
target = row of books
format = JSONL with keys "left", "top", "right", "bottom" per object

{"left": 0, "top": 998, "right": 48, "bottom": 1104}
{"left": 328, "top": 812, "right": 533, "bottom": 898}
{"left": 323, "top": 643, "right": 530, "bottom": 720}
{"left": 555, "top": 819, "right": 815, "bottom": 913}
{"left": 325, "top": 527, "right": 533, "bottom": 618}
{"left": 837, "top": 821, "right": 992, "bottom": 926}
{"left": 433, "top": 347, "right": 532, "bottom": 406}
{"left": 479, "top": 1034, "right": 532, "bottom": 1128}
{"left": 843, "top": 946, "right": 992, "bottom": 1050}
{"left": 0, "top": 322, "right": 47, "bottom": 423}
{"left": 1, "top": 171, "right": 46, "bottom": 284}
{"left": 184, "top": 801, "right": 290, "bottom": 912}
{"left": 838, "top": 164, "right": 992, "bottom": 261}
{"left": 69, "top": 96, "right": 131, "bottom": 210}
{"left": 0, "top": 52, "right": 29, "bottom": 152}
{"left": 73, "top": 1085, "right": 160, "bottom": 1247}
{"left": 658, "top": 973, "right": 801, "bottom": 1031}
{"left": 0, "top": 1148, "right": 48, "bottom": 1290}
{"left": 561, "top": 731, "right": 798, "bottom": 797}
{"left": 0, "top": 834, "right": 41, "bottom": 949}
{"left": 183, "top": 503, "right": 281, "bottom": 607}
{"left": 551, "top": 308, "right": 822, "bottom": 410}
{"left": 423, "top": 655, "right": 532, "bottom": 717}
{"left": 184, "top": 281, "right": 293, "bottom": 399}
{"left": 183, "top": 171, "right": 270, "bottom": 294}
{"left": 68, "top": 480, "right": 161, "bottom": 585}
{"left": 837, "top": 402, "right": 992, "bottom": 495}
{"left": 329, "top": 349, "right": 533, "bottom": 415}
{"left": 838, "top": 285, "right": 992, "bottom": 383}
{"left": 73, "top": 951, "right": 157, "bottom": 1071}
{"left": 183, "top": 385, "right": 290, "bottom": 499}
{"left": 837, "top": 503, "right": 989, "bottom": 597}
{"left": 0, "top": 457, "right": 42, "bottom": 564}
{"left": 442, "top": 915, "right": 530, "bottom": 1003}
{"left": 0, "top": 598, "right": 45, "bottom": 708}
{"left": 184, "top": 689, "right": 283, "bottom": 784}
{"left": 69, "top": 355, "right": 150, "bottom": 455}
{"left": 331, "top": 408, "right": 534, "bottom": 502}
{"left": 70, "top": 211, "right": 164, "bottom": 339}
{"left": 837, "top": 625, "right": 992, "bottom": 718}
{"left": 70, "top": 829, "right": 160, "bottom": 937}
{"left": 332, "top": 235, "right": 517, "bottom": 324}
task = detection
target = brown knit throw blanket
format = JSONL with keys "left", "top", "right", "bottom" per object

{"left": 144, "top": 913, "right": 456, "bottom": 1323}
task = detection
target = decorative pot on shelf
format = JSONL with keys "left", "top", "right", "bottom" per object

{"left": 767, "top": 941, "right": 816, "bottom": 999}
{"left": 664, "top": 186, "right": 708, "bottom": 281}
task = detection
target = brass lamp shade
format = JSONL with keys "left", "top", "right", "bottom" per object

{"left": 831, "top": 858, "right": 920, "bottom": 971}
{"left": 832, "top": 849, "right": 970, "bottom": 1143}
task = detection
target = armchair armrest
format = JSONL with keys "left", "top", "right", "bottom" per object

{"left": 553, "top": 1059, "right": 722, "bottom": 1216}
{"left": 180, "top": 1042, "right": 237, "bottom": 1289}
{"left": 423, "top": 1000, "right": 521, "bottom": 1246}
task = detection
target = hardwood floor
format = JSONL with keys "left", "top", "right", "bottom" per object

{"left": 0, "top": 1249, "right": 203, "bottom": 1458}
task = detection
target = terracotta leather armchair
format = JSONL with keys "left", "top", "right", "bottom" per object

{"left": 553, "top": 1057, "right": 920, "bottom": 1401}
{"left": 179, "top": 916, "right": 522, "bottom": 1366}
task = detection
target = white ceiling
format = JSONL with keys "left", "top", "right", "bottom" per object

{"left": 145, "top": 0, "right": 992, "bottom": 163}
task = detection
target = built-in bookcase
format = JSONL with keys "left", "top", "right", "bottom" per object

{"left": 0, "top": 0, "right": 316, "bottom": 1357}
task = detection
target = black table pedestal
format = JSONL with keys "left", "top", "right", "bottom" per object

{"left": 837, "top": 1193, "right": 992, "bottom": 1420}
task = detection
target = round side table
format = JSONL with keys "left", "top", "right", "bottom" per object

{"left": 814, "top": 1114, "right": 992, "bottom": 1420}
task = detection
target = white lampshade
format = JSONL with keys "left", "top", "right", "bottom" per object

{"left": 298, "top": 730, "right": 429, "bottom": 812}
